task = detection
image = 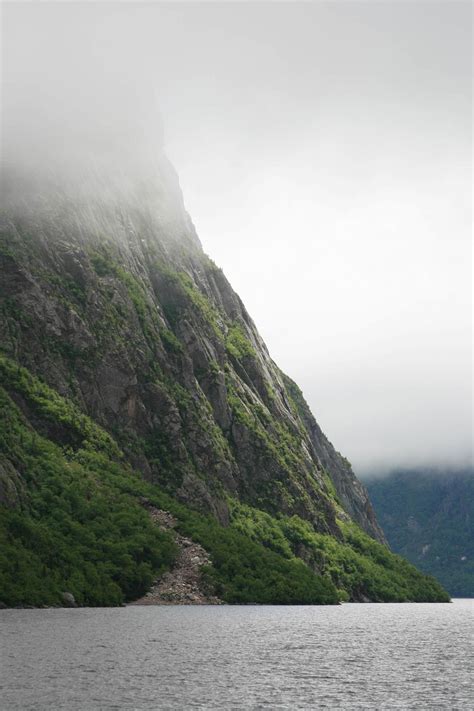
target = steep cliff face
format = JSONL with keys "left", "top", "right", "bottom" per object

{"left": 0, "top": 156, "right": 384, "bottom": 544}
{"left": 0, "top": 156, "right": 452, "bottom": 605}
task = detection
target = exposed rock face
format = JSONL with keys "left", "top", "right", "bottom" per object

{"left": 61, "top": 592, "right": 78, "bottom": 608}
{"left": 281, "top": 374, "right": 385, "bottom": 542}
{"left": 0, "top": 155, "right": 385, "bottom": 544}
{"left": 0, "top": 459, "right": 25, "bottom": 508}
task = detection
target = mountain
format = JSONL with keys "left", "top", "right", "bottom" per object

{"left": 0, "top": 154, "right": 449, "bottom": 606}
{"left": 366, "top": 469, "right": 474, "bottom": 597}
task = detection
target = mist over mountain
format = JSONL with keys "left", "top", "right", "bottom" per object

{"left": 3, "top": 0, "right": 468, "bottom": 609}
{"left": 2, "top": 10, "right": 473, "bottom": 711}
{"left": 2, "top": 1, "right": 471, "bottom": 478}
{"left": 1, "top": 20, "right": 451, "bottom": 605}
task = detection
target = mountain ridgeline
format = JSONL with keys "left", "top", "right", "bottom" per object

{"left": 0, "top": 154, "right": 449, "bottom": 605}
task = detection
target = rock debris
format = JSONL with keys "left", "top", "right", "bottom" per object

{"left": 130, "top": 502, "right": 222, "bottom": 605}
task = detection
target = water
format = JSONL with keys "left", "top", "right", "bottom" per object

{"left": 1, "top": 600, "right": 472, "bottom": 710}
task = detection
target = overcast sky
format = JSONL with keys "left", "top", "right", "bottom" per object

{"left": 3, "top": 2, "right": 472, "bottom": 475}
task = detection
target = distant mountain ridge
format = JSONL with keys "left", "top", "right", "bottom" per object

{"left": 366, "top": 468, "right": 474, "bottom": 597}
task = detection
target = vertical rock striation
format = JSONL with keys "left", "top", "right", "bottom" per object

{"left": 0, "top": 153, "right": 385, "bottom": 544}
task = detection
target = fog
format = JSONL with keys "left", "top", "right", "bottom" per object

{"left": 2, "top": 2, "right": 472, "bottom": 476}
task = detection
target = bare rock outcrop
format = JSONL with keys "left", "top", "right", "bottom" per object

{"left": 130, "top": 504, "right": 222, "bottom": 605}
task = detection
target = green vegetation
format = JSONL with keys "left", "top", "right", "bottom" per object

{"left": 0, "top": 191, "right": 453, "bottom": 608}
{"left": 227, "top": 380, "right": 299, "bottom": 474}
{"left": 226, "top": 322, "right": 256, "bottom": 360}
{"left": 228, "top": 500, "right": 450, "bottom": 602}
{"left": 90, "top": 248, "right": 162, "bottom": 349}
{"left": 0, "top": 385, "right": 177, "bottom": 607}
{"left": 226, "top": 376, "right": 329, "bottom": 517}
{"left": 0, "top": 355, "right": 120, "bottom": 457}
{"left": 115, "top": 267, "right": 148, "bottom": 323}
{"left": 44, "top": 272, "right": 87, "bottom": 307}
{"left": 176, "top": 271, "right": 224, "bottom": 340}
{"left": 154, "top": 261, "right": 224, "bottom": 340}
{"left": 159, "top": 327, "right": 183, "bottom": 355}
{"left": 228, "top": 500, "right": 293, "bottom": 558}
{"left": 0, "top": 358, "right": 450, "bottom": 606}
{"left": 367, "top": 470, "right": 474, "bottom": 597}
{"left": 0, "top": 356, "right": 339, "bottom": 606}
{"left": 151, "top": 497, "right": 338, "bottom": 604}
{"left": 90, "top": 251, "right": 118, "bottom": 277}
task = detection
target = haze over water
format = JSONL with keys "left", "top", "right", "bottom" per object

{"left": 1, "top": 601, "right": 472, "bottom": 709}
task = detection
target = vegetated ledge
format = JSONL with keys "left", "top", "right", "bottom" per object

{"left": 0, "top": 356, "right": 450, "bottom": 607}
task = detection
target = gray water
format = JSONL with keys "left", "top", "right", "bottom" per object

{"left": 1, "top": 600, "right": 472, "bottom": 710}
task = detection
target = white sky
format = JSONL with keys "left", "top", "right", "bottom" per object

{"left": 3, "top": 1, "right": 472, "bottom": 475}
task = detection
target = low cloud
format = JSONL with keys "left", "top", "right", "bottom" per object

{"left": 2, "top": 2, "right": 471, "bottom": 476}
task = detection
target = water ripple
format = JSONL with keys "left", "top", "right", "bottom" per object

{"left": 0, "top": 600, "right": 472, "bottom": 710}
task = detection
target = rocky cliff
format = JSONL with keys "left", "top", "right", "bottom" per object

{"left": 0, "top": 155, "right": 449, "bottom": 605}
{"left": 0, "top": 157, "right": 383, "bottom": 541}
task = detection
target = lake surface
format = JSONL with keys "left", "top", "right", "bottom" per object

{"left": 1, "top": 600, "right": 472, "bottom": 710}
